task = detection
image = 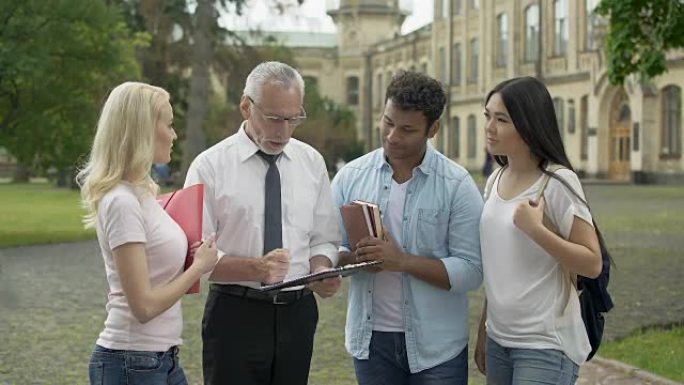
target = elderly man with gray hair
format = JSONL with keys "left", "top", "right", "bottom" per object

{"left": 184, "top": 61, "right": 342, "bottom": 385}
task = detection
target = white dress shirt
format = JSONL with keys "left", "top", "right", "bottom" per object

{"left": 184, "top": 123, "right": 341, "bottom": 288}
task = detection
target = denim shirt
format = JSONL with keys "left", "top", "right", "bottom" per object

{"left": 331, "top": 146, "right": 483, "bottom": 373}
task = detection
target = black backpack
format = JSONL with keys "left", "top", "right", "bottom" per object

{"left": 537, "top": 168, "right": 614, "bottom": 361}
{"left": 577, "top": 228, "right": 614, "bottom": 360}
{"left": 484, "top": 166, "right": 614, "bottom": 361}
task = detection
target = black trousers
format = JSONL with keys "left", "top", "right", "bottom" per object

{"left": 202, "top": 285, "right": 318, "bottom": 385}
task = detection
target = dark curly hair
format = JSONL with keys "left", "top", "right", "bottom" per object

{"left": 385, "top": 70, "right": 447, "bottom": 133}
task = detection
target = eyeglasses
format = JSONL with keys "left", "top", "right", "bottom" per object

{"left": 247, "top": 96, "right": 307, "bottom": 127}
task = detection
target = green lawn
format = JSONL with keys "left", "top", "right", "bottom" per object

{"left": 600, "top": 325, "right": 684, "bottom": 382}
{"left": 0, "top": 182, "right": 94, "bottom": 247}
{"left": 0, "top": 182, "right": 682, "bottom": 384}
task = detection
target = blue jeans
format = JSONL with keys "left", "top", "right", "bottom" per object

{"left": 88, "top": 344, "right": 188, "bottom": 385}
{"left": 485, "top": 337, "right": 579, "bottom": 385}
{"left": 353, "top": 331, "right": 468, "bottom": 385}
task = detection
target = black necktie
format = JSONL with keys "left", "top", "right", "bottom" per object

{"left": 257, "top": 151, "right": 282, "bottom": 254}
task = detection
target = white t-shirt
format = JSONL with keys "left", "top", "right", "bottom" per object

{"left": 95, "top": 183, "right": 187, "bottom": 352}
{"left": 372, "top": 179, "right": 409, "bottom": 332}
{"left": 480, "top": 168, "right": 592, "bottom": 365}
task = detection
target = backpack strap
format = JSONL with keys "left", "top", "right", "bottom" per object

{"left": 535, "top": 164, "right": 567, "bottom": 203}
{"left": 483, "top": 166, "right": 505, "bottom": 201}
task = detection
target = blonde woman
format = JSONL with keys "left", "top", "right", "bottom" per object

{"left": 77, "top": 82, "right": 218, "bottom": 385}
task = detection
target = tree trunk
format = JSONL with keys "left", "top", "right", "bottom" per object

{"left": 12, "top": 162, "right": 30, "bottom": 183}
{"left": 179, "top": 0, "right": 215, "bottom": 184}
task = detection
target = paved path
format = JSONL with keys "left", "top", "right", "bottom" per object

{"left": 1, "top": 240, "right": 682, "bottom": 385}
{"left": 579, "top": 357, "right": 683, "bottom": 385}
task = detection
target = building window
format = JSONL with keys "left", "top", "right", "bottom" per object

{"left": 346, "top": 76, "right": 359, "bottom": 106}
{"left": 452, "top": 43, "right": 462, "bottom": 85}
{"left": 442, "top": 0, "right": 449, "bottom": 18}
{"left": 554, "top": 0, "right": 568, "bottom": 56}
{"left": 470, "top": 0, "right": 479, "bottom": 9}
{"left": 585, "top": 0, "right": 599, "bottom": 50}
{"left": 580, "top": 95, "right": 589, "bottom": 160}
{"left": 469, "top": 38, "right": 479, "bottom": 83}
{"left": 376, "top": 73, "right": 383, "bottom": 109}
{"left": 661, "top": 85, "right": 682, "bottom": 156}
{"left": 440, "top": 118, "right": 448, "bottom": 153}
{"left": 496, "top": 13, "right": 508, "bottom": 68}
{"left": 467, "top": 114, "right": 477, "bottom": 158}
{"left": 452, "top": 0, "right": 461, "bottom": 15}
{"left": 439, "top": 47, "right": 447, "bottom": 84}
{"left": 421, "top": 62, "right": 428, "bottom": 74}
{"left": 553, "top": 97, "right": 565, "bottom": 138}
{"left": 451, "top": 117, "right": 461, "bottom": 158}
{"left": 525, "top": 4, "right": 540, "bottom": 62}
{"left": 568, "top": 99, "right": 576, "bottom": 134}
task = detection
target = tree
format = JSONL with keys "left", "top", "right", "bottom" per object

{"left": 0, "top": 0, "right": 141, "bottom": 183}
{"left": 180, "top": 0, "right": 216, "bottom": 180}
{"left": 596, "top": 0, "right": 684, "bottom": 85}
{"left": 113, "top": 0, "right": 249, "bottom": 182}
{"left": 295, "top": 79, "right": 364, "bottom": 171}
{"left": 207, "top": 35, "right": 298, "bottom": 142}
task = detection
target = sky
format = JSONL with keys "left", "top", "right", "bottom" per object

{"left": 219, "top": 0, "right": 434, "bottom": 35}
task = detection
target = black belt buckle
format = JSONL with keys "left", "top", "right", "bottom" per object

{"left": 271, "top": 291, "right": 289, "bottom": 305}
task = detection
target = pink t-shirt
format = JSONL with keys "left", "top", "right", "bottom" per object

{"left": 95, "top": 183, "right": 187, "bottom": 352}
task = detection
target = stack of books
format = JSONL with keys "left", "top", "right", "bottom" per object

{"left": 340, "top": 200, "right": 383, "bottom": 249}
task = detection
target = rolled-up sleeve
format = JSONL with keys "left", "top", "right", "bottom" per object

{"left": 442, "top": 175, "right": 484, "bottom": 293}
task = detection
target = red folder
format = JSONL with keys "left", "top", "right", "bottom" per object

{"left": 157, "top": 183, "right": 204, "bottom": 294}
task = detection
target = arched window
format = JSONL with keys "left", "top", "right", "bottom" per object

{"left": 585, "top": 0, "right": 599, "bottom": 50}
{"left": 554, "top": 0, "right": 568, "bottom": 56}
{"left": 376, "top": 72, "right": 383, "bottom": 108}
{"left": 469, "top": 38, "right": 479, "bottom": 83}
{"left": 553, "top": 97, "right": 565, "bottom": 138}
{"left": 452, "top": 43, "right": 462, "bottom": 85}
{"left": 525, "top": 4, "right": 540, "bottom": 62}
{"left": 661, "top": 85, "right": 682, "bottom": 156}
{"left": 451, "top": 117, "right": 461, "bottom": 158}
{"left": 346, "top": 76, "right": 359, "bottom": 106}
{"left": 580, "top": 95, "right": 589, "bottom": 160}
{"left": 496, "top": 13, "right": 508, "bottom": 68}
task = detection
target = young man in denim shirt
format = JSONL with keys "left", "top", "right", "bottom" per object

{"left": 332, "top": 71, "right": 483, "bottom": 385}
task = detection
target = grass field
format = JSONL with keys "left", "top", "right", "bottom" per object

{"left": 0, "top": 182, "right": 683, "bottom": 384}
{"left": 600, "top": 325, "right": 684, "bottom": 382}
{"left": 0, "top": 182, "right": 94, "bottom": 247}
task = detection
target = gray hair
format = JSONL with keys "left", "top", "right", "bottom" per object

{"left": 243, "top": 61, "right": 305, "bottom": 103}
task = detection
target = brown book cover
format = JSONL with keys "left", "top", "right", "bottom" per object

{"left": 341, "top": 201, "right": 383, "bottom": 249}
{"left": 340, "top": 203, "right": 371, "bottom": 250}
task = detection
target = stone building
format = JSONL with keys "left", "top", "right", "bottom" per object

{"left": 250, "top": 0, "right": 684, "bottom": 183}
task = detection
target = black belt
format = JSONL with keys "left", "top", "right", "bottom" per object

{"left": 210, "top": 284, "right": 312, "bottom": 305}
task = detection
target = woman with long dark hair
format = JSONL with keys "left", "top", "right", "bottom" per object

{"left": 474, "top": 77, "right": 602, "bottom": 384}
